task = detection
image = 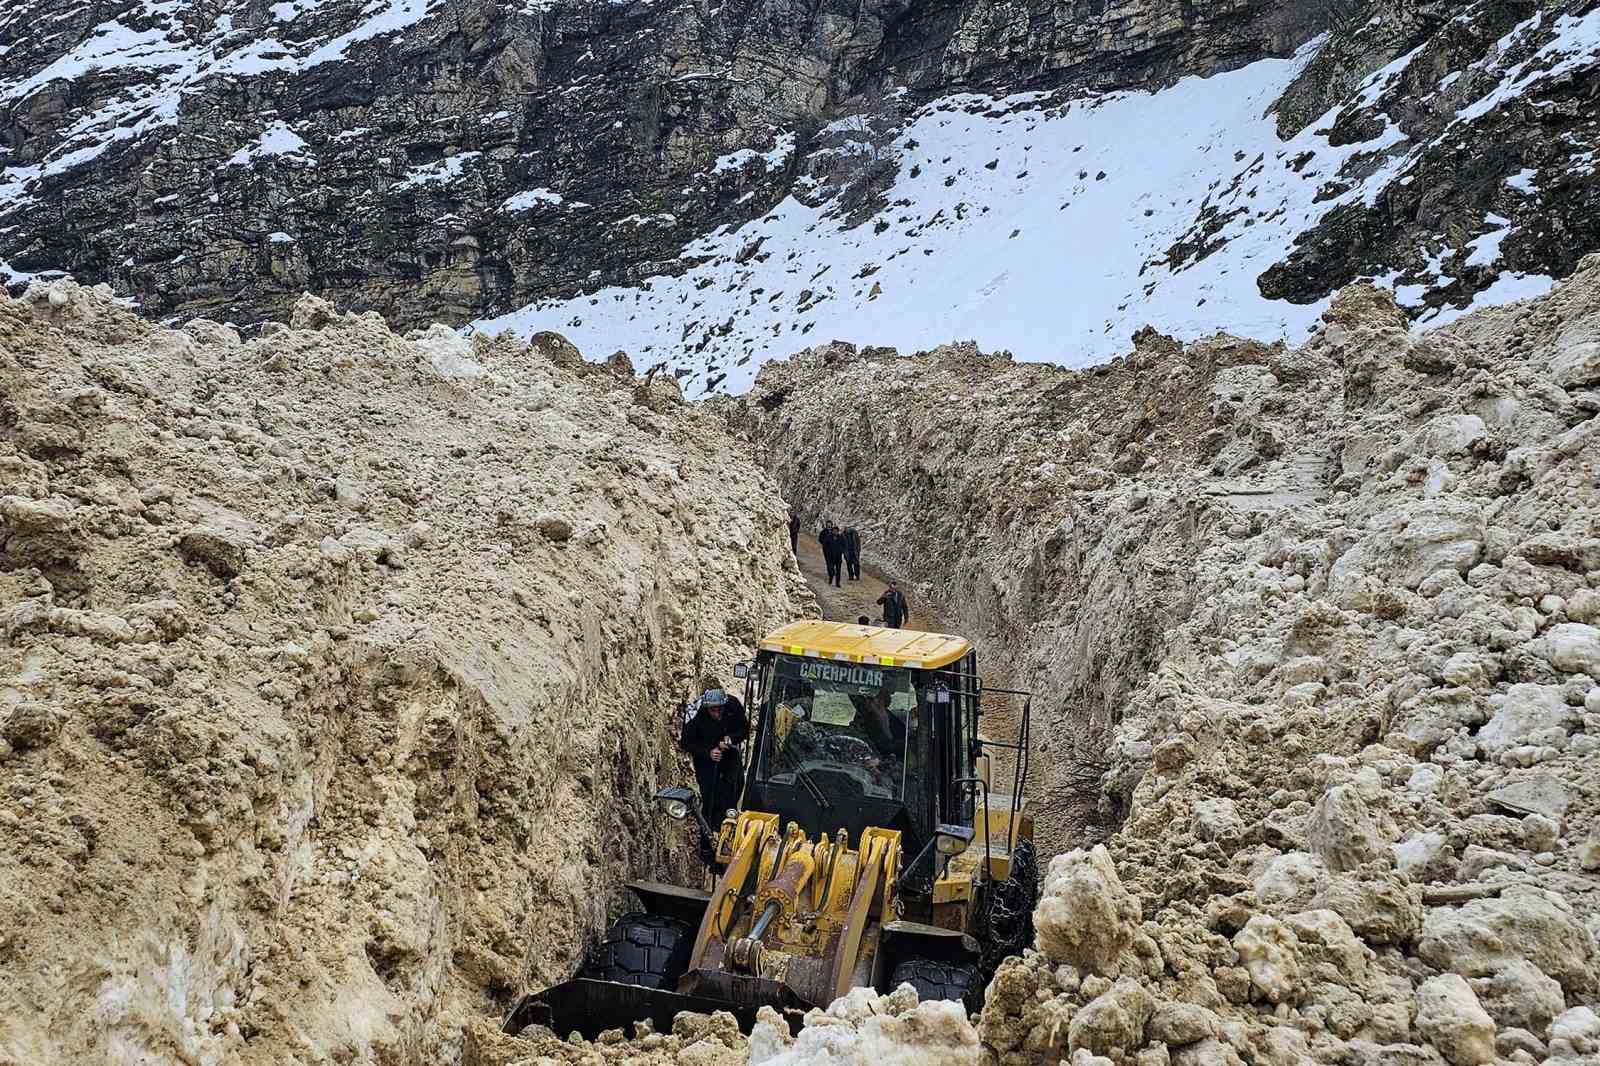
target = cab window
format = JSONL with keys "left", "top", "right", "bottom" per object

{"left": 759, "top": 657, "right": 919, "bottom": 802}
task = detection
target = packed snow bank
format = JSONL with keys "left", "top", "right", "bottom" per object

{"left": 736, "top": 262, "right": 1600, "bottom": 1065}
{"left": 0, "top": 282, "right": 810, "bottom": 1064}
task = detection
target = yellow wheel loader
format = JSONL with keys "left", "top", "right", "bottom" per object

{"left": 502, "top": 619, "right": 1037, "bottom": 1037}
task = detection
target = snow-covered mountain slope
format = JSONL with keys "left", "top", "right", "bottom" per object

{"left": 3, "top": 0, "right": 1598, "bottom": 393}
{"left": 0, "top": 0, "right": 1320, "bottom": 324}
{"left": 477, "top": 2, "right": 1600, "bottom": 394}
{"left": 479, "top": 52, "right": 1331, "bottom": 393}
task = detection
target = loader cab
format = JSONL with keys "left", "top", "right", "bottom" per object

{"left": 738, "top": 621, "right": 980, "bottom": 897}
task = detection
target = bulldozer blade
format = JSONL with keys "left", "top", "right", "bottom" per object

{"left": 501, "top": 978, "right": 769, "bottom": 1039}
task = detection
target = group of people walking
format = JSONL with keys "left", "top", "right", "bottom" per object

{"left": 785, "top": 512, "right": 910, "bottom": 628}
{"left": 818, "top": 520, "right": 861, "bottom": 586}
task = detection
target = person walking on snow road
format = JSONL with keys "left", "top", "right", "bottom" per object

{"left": 877, "top": 581, "right": 908, "bottom": 628}
{"left": 819, "top": 521, "right": 845, "bottom": 587}
{"left": 843, "top": 526, "right": 862, "bottom": 581}
{"left": 787, "top": 512, "right": 800, "bottom": 553}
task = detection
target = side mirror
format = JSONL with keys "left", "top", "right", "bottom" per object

{"left": 935, "top": 823, "right": 975, "bottom": 857}
{"left": 733, "top": 662, "right": 751, "bottom": 680}
{"left": 655, "top": 786, "right": 697, "bottom": 821}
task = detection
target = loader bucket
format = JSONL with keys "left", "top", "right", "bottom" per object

{"left": 501, "top": 978, "right": 772, "bottom": 1040}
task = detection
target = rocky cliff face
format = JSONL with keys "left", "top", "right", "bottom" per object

{"left": 0, "top": 0, "right": 1324, "bottom": 330}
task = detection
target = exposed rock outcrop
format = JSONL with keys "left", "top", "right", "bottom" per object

{"left": 0, "top": 0, "right": 1327, "bottom": 329}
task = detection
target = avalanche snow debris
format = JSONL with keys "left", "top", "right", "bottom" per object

{"left": 732, "top": 262, "right": 1600, "bottom": 1066}
{"left": 0, "top": 280, "right": 811, "bottom": 1063}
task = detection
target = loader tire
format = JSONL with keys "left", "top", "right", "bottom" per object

{"left": 889, "top": 958, "right": 983, "bottom": 1016}
{"left": 580, "top": 912, "right": 692, "bottom": 990}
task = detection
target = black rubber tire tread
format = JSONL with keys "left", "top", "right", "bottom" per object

{"left": 579, "top": 912, "right": 693, "bottom": 989}
{"left": 889, "top": 957, "right": 983, "bottom": 1016}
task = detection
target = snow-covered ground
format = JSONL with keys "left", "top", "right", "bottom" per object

{"left": 474, "top": 12, "right": 1592, "bottom": 395}
{"left": 477, "top": 49, "right": 1347, "bottom": 394}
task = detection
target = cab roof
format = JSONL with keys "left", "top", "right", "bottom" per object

{"left": 760, "top": 619, "right": 972, "bottom": 670}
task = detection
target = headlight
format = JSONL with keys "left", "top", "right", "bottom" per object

{"left": 654, "top": 786, "right": 697, "bottom": 821}
{"left": 935, "top": 823, "right": 975, "bottom": 857}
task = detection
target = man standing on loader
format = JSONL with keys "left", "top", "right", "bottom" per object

{"left": 680, "top": 685, "right": 749, "bottom": 834}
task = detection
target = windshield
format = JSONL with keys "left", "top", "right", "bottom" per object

{"left": 758, "top": 657, "right": 920, "bottom": 802}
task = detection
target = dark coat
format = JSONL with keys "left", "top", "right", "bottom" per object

{"left": 843, "top": 527, "right": 861, "bottom": 560}
{"left": 877, "top": 588, "right": 908, "bottom": 626}
{"left": 682, "top": 695, "right": 750, "bottom": 822}
{"left": 819, "top": 527, "right": 846, "bottom": 561}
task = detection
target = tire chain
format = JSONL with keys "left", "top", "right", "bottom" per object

{"left": 976, "top": 838, "right": 1039, "bottom": 975}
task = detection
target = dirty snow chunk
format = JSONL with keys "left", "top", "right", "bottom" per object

{"left": 1068, "top": 977, "right": 1153, "bottom": 1057}
{"left": 1418, "top": 887, "right": 1598, "bottom": 994}
{"left": 1549, "top": 326, "right": 1600, "bottom": 387}
{"left": 1411, "top": 413, "right": 1487, "bottom": 457}
{"left": 1486, "top": 774, "right": 1572, "bottom": 821}
{"left": 1034, "top": 845, "right": 1139, "bottom": 975}
{"left": 1529, "top": 623, "right": 1600, "bottom": 677}
{"left": 1307, "top": 784, "right": 1385, "bottom": 872}
{"left": 1329, "top": 497, "right": 1483, "bottom": 596}
{"left": 1192, "top": 797, "right": 1244, "bottom": 843}
{"left": 501, "top": 188, "right": 564, "bottom": 212}
{"left": 1147, "top": 1002, "right": 1219, "bottom": 1046}
{"left": 1255, "top": 851, "right": 1327, "bottom": 908}
{"left": 413, "top": 324, "right": 487, "bottom": 379}
{"left": 1549, "top": 1006, "right": 1600, "bottom": 1058}
{"left": 1473, "top": 960, "right": 1566, "bottom": 1037}
{"left": 1478, "top": 683, "right": 1572, "bottom": 755}
{"left": 1415, "top": 974, "right": 1496, "bottom": 1066}
{"left": 1311, "top": 869, "right": 1421, "bottom": 946}
{"left": 225, "top": 122, "right": 313, "bottom": 167}
{"left": 1393, "top": 832, "right": 1451, "bottom": 881}
{"left": 267, "top": 231, "right": 295, "bottom": 243}
{"left": 752, "top": 994, "right": 979, "bottom": 1065}
{"left": 1234, "top": 915, "right": 1301, "bottom": 1003}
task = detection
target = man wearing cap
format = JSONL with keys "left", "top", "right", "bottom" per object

{"left": 680, "top": 684, "right": 749, "bottom": 829}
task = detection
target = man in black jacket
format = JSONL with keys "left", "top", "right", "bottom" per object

{"left": 819, "top": 522, "right": 845, "bottom": 587}
{"left": 877, "top": 581, "right": 909, "bottom": 628}
{"left": 680, "top": 687, "right": 749, "bottom": 827}
{"left": 843, "top": 526, "right": 862, "bottom": 581}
